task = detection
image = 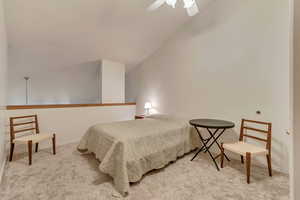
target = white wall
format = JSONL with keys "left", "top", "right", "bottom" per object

{"left": 126, "top": 0, "right": 291, "bottom": 173}
{"left": 101, "top": 60, "right": 125, "bottom": 103}
{"left": 8, "top": 61, "right": 101, "bottom": 105}
{"left": 4, "top": 0, "right": 192, "bottom": 71}
{"left": 6, "top": 105, "right": 136, "bottom": 150}
{"left": 0, "top": 0, "right": 7, "bottom": 180}
{"left": 294, "top": 0, "right": 300, "bottom": 198}
{"left": 8, "top": 59, "right": 127, "bottom": 105}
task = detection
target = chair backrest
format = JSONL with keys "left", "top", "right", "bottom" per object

{"left": 9, "top": 115, "right": 40, "bottom": 142}
{"left": 239, "top": 119, "right": 272, "bottom": 155}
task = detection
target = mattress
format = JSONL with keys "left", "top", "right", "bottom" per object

{"left": 77, "top": 115, "right": 199, "bottom": 195}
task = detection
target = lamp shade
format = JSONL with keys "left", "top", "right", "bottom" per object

{"left": 144, "top": 102, "right": 152, "bottom": 109}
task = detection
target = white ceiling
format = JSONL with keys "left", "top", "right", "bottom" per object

{"left": 4, "top": 0, "right": 193, "bottom": 71}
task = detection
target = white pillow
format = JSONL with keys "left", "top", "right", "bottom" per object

{"left": 146, "top": 114, "right": 174, "bottom": 120}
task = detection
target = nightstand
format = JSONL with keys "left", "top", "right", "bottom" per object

{"left": 135, "top": 115, "right": 145, "bottom": 120}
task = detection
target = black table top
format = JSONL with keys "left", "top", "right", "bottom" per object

{"left": 189, "top": 119, "right": 235, "bottom": 129}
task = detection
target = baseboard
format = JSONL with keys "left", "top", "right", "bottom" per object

{"left": 0, "top": 158, "right": 7, "bottom": 183}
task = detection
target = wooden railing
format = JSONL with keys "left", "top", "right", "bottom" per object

{"left": 6, "top": 102, "right": 136, "bottom": 110}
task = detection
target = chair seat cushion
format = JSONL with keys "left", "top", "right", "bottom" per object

{"left": 13, "top": 133, "right": 54, "bottom": 144}
{"left": 223, "top": 141, "right": 268, "bottom": 156}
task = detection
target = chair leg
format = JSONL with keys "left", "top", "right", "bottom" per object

{"left": 220, "top": 143, "right": 224, "bottom": 168}
{"left": 246, "top": 152, "right": 251, "bottom": 184}
{"left": 241, "top": 155, "right": 244, "bottom": 164}
{"left": 266, "top": 154, "right": 272, "bottom": 177}
{"left": 9, "top": 143, "right": 15, "bottom": 162}
{"left": 28, "top": 140, "right": 32, "bottom": 165}
{"left": 35, "top": 143, "right": 39, "bottom": 153}
{"left": 52, "top": 134, "right": 56, "bottom": 155}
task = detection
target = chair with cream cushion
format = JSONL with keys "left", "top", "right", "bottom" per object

{"left": 220, "top": 119, "right": 272, "bottom": 183}
{"left": 9, "top": 115, "right": 56, "bottom": 165}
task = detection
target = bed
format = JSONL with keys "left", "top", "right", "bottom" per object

{"left": 77, "top": 115, "right": 199, "bottom": 195}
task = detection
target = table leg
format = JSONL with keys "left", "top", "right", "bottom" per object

{"left": 202, "top": 129, "right": 219, "bottom": 154}
{"left": 192, "top": 129, "right": 218, "bottom": 156}
{"left": 191, "top": 148, "right": 203, "bottom": 161}
{"left": 192, "top": 126, "right": 220, "bottom": 171}
{"left": 206, "top": 128, "right": 230, "bottom": 161}
{"left": 191, "top": 136, "right": 208, "bottom": 161}
{"left": 191, "top": 131, "right": 214, "bottom": 161}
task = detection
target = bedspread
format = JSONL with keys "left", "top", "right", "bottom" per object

{"left": 77, "top": 116, "right": 199, "bottom": 195}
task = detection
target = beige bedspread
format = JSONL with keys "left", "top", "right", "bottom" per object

{"left": 77, "top": 115, "right": 199, "bottom": 195}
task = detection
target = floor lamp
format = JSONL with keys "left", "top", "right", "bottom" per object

{"left": 24, "top": 77, "right": 30, "bottom": 105}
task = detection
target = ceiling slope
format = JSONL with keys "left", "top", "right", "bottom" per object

{"left": 5, "top": 0, "right": 193, "bottom": 71}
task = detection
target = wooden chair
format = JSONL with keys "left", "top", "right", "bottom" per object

{"left": 9, "top": 115, "right": 56, "bottom": 165}
{"left": 220, "top": 119, "right": 272, "bottom": 183}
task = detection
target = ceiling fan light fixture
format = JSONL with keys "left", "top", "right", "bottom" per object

{"left": 166, "top": 0, "right": 177, "bottom": 8}
{"left": 148, "top": 0, "right": 199, "bottom": 16}
{"left": 183, "top": 0, "right": 195, "bottom": 8}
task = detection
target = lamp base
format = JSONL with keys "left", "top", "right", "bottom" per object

{"left": 145, "top": 109, "right": 150, "bottom": 116}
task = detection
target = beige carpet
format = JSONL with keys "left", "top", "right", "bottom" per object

{"left": 0, "top": 143, "right": 289, "bottom": 200}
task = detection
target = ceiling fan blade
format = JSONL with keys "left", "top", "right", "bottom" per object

{"left": 147, "top": 0, "right": 166, "bottom": 11}
{"left": 166, "top": 0, "right": 177, "bottom": 8}
{"left": 186, "top": 1, "right": 199, "bottom": 16}
{"left": 183, "top": 0, "right": 195, "bottom": 9}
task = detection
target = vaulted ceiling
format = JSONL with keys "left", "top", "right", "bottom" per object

{"left": 5, "top": 0, "right": 193, "bottom": 71}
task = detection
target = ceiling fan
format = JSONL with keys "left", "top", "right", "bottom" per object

{"left": 148, "top": 0, "right": 199, "bottom": 16}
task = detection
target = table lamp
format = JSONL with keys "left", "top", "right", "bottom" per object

{"left": 144, "top": 102, "right": 152, "bottom": 116}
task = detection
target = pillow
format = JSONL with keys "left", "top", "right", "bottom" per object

{"left": 146, "top": 114, "right": 175, "bottom": 120}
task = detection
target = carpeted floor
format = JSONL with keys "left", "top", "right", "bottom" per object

{"left": 0, "top": 143, "right": 289, "bottom": 200}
